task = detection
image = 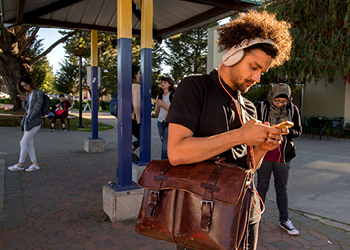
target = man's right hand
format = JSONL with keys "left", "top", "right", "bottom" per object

{"left": 239, "top": 119, "right": 283, "bottom": 147}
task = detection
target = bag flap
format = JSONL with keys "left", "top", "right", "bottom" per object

{"left": 138, "top": 160, "right": 253, "bottom": 205}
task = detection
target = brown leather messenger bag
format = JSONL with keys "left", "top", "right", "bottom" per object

{"left": 134, "top": 157, "right": 255, "bottom": 250}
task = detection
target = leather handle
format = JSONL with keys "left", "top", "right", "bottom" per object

{"left": 200, "top": 164, "right": 226, "bottom": 232}
{"left": 207, "top": 156, "right": 226, "bottom": 162}
{"left": 145, "top": 163, "right": 172, "bottom": 218}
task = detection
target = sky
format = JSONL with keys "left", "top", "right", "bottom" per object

{"left": 37, "top": 17, "right": 230, "bottom": 75}
{"left": 37, "top": 28, "right": 66, "bottom": 74}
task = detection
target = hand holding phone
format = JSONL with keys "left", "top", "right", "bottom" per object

{"left": 273, "top": 121, "right": 294, "bottom": 129}
{"left": 17, "top": 95, "right": 25, "bottom": 100}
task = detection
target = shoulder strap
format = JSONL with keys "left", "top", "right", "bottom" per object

{"left": 289, "top": 103, "right": 294, "bottom": 121}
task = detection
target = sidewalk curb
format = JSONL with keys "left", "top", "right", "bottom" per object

{"left": 302, "top": 212, "right": 350, "bottom": 232}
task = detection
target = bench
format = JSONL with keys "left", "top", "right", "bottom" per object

{"left": 41, "top": 115, "right": 76, "bottom": 130}
{"left": 0, "top": 114, "right": 77, "bottom": 130}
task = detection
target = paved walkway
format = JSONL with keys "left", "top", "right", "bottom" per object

{"left": 0, "top": 112, "right": 349, "bottom": 250}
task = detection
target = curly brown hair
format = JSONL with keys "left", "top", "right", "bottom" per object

{"left": 217, "top": 10, "right": 292, "bottom": 68}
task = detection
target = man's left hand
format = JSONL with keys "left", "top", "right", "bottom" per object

{"left": 259, "top": 127, "right": 288, "bottom": 151}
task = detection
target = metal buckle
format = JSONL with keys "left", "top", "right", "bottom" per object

{"left": 200, "top": 200, "right": 213, "bottom": 212}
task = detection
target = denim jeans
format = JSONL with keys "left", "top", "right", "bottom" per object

{"left": 257, "top": 160, "right": 290, "bottom": 222}
{"left": 157, "top": 120, "right": 168, "bottom": 159}
{"left": 19, "top": 125, "right": 41, "bottom": 164}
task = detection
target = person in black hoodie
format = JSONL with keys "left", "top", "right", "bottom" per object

{"left": 256, "top": 83, "right": 302, "bottom": 236}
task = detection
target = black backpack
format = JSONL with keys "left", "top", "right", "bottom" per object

{"left": 41, "top": 93, "right": 51, "bottom": 116}
{"left": 110, "top": 91, "right": 118, "bottom": 117}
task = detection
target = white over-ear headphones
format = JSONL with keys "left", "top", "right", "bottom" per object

{"left": 222, "top": 38, "right": 279, "bottom": 66}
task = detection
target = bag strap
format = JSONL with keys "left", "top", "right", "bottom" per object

{"left": 145, "top": 164, "right": 172, "bottom": 218}
{"left": 218, "top": 63, "right": 264, "bottom": 215}
{"left": 217, "top": 64, "right": 256, "bottom": 171}
{"left": 200, "top": 162, "right": 226, "bottom": 232}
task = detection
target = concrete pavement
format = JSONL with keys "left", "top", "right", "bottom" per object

{"left": 0, "top": 112, "right": 350, "bottom": 249}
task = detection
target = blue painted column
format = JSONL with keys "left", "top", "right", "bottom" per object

{"left": 90, "top": 30, "right": 99, "bottom": 140}
{"left": 90, "top": 66, "right": 99, "bottom": 139}
{"left": 115, "top": 0, "right": 136, "bottom": 190}
{"left": 140, "top": 50, "right": 152, "bottom": 164}
{"left": 139, "top": 0, "right": 153, "bottom": 165}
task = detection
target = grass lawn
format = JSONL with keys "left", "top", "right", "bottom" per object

{"left": 0, "top": 109, "right": 114, "bottom": 132}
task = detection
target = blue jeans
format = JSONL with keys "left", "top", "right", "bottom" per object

{"left": 157, "top": 121, "right": 168, "bottom": 159}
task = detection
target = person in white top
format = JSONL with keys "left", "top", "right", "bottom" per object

{"left": 155, "top": 77, "right": 176, "bottom": 159}
{"left": 131, "top": 65, "right": 141, "bottom": 156}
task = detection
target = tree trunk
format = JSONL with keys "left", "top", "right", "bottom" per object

{"left": 0, "top": 56, "right": 32, "bottom": 111}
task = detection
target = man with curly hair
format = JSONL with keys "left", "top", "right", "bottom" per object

{"left": 166, "top": 10, "right": 292, "bottom": 250}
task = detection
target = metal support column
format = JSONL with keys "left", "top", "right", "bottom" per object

{"left": 90, "top": 30, "right": 99, "bottom": 140}
{"left": 77, "top": 31, "right": 84, "bottom": 128}
{"left": 115, "top": 0, "right": 137, "bottom": 190}
{"left": 139, "top": 0, "right": 153, "bottom": 165}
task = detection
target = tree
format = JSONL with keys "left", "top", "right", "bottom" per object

{"left": 54, "top": 54, "right": 80, "bottom": 94}
{"left": 30, "top": 30, "right": 55, "bottom": 93}
{"left": 62, "top": 33, "right": 165, "bottom": 99}
{"left": 0, "top": 23, "right": 76, "bottom": 110}
{"left": 261, "top": 0, "right": 350, "bottom": 85}
{"left": 163, "top": 22, "right": 218, "bottom": 84}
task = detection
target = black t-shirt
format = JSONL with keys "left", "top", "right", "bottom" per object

{"left": 166, "top": 69, "right": 256, "bottom": 168}
{"left": 166, "top": 69, "right": 261, "bottom": 223}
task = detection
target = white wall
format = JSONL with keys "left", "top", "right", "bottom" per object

{"left": 303, "top": 77, "right": 347, "bottom": 121}
{"left": 207, "top": 27, "right": 224, "bottom": 74}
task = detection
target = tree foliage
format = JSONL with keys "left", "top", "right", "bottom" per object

{"left": 0, "top": 21, "right": 76, "bottom": 110}
{"left": 62, "top": 32, "right": 166, "bottom": 99}
{"left": 54, "top": 54, "right": 80, "bottom": 95}
{"left": 29, "top": 29, "right": 55, "bottom": 93}
{"left": 261, "top": 0, "right": 350, "bottom": 85}
{"left": 163, "top": 23, "right": 218, "bottom": 84}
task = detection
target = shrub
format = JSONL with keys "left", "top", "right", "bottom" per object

{"left": 0, "top": 98, "right": 12, "bottom": 104}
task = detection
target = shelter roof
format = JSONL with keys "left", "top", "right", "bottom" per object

{"left": 1, "top": 0, "right": 261, "bottom": 42}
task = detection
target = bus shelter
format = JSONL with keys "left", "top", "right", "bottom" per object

{"left": 1, "top": 0, "right": 261, "bottom": 191}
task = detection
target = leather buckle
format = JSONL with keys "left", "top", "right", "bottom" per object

{"left": 148, "top": 190, "right": 160, "bottom": 217}
{"left": 200, "top": 200, "right": 213, "bottom": 232}
{"left": 200, "top": 200, "right": 213, "bottom": 212}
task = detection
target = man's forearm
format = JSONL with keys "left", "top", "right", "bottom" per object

{"left": 168, "top": 128, "right": 245, "bottom": 166}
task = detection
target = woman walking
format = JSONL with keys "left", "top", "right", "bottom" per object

{"left": 8, "top": 76, "right": 43, "bottom": 172}
{"left": 155, "top": 77, "right": 175, "bottom": 159}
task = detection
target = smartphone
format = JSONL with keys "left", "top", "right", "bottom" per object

{"left": 273, "top": 121, "right": 294, "bottom": 129}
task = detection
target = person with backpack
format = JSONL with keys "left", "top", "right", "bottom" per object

{"left": 154, "top": 77, "right": 175, "bottom": 159}
{"left": 8, "top": 76, "right": 43, "bottom": 172}
{"left": 256, "top": 83, "right": 302, "bottom": 235}
{"left": 50, "top": 94, "right": 72, "bottom": 132}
